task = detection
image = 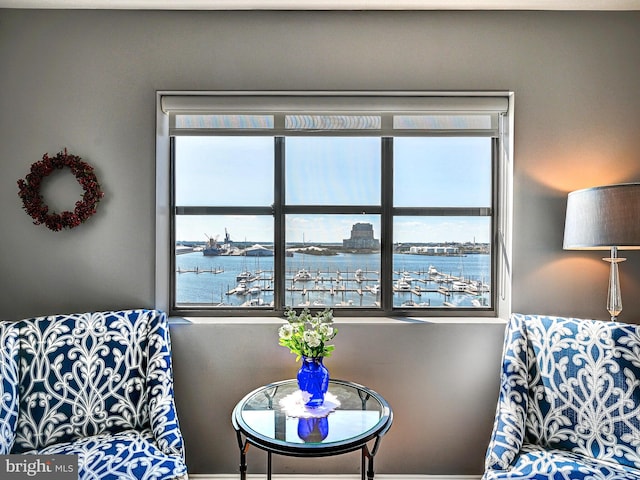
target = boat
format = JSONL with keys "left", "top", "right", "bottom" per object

{"left": 400, "top": 271, "right": 413, "bottom": 283}
{"left": 335, "top": 300, "right": 354, "bottom": 306}
{"left": 247, "top": 286, "right": 261, "bottom": 295}
{"left": 469, "top": 280, "right": 490, "bottom": 293}
{"left": 203, "top": 229, "right": 233, "bottom": 256}
{"left": 293, "top": 269, "right": 312, "bottom": 282}
{"left": 236, "top": 271, "right": 253, "bottom": 282}
{"left": 203, "top": 235, "right": 224, "bottom": 256}
{"left": 402, "top": 299, "right": 431, "bottom": 307}
{"left": 354, "top": 269, "right": 366, "bottom": 282}
{"left": 244, "top": 298, "right": 265, "bottom": 306}
{"left": 394, "top": 279, "right": 411, "bottom": 291}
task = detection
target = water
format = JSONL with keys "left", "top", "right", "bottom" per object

{"left": 175, "top": 252, "right": 491, "bottom": 309}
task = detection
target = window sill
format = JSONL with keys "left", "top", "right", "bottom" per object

{"left": 169, "top": 315, "right": 507, "bottom": 325}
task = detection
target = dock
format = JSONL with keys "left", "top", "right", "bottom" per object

{"left": 178, "top": 262, "right": 489, "bottom": 307}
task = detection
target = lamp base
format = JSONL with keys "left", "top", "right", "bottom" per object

{"left": 603, "top": 247, "right": 625, "bottom": 321}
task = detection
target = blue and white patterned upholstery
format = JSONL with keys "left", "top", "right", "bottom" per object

{"left": 0, "top": 309, "right": 187, "bottom": 479}
{"left": 483, "top": 313, "right": 640, "bottom": 480}
{"left": 0, "top": 321, "right": 19, "bottom": 454}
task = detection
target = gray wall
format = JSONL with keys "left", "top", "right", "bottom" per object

{"left": 1, "top": 9, "right": 639, "bottom": 475}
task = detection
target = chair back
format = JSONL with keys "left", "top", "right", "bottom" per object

{"left": 516, "top": 314, "right": 640, "bottom": 469}
{"left": 11, "top": 310, "right": 162, "bottom": 452}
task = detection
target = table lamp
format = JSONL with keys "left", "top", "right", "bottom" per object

{"left": 563, "top": 183, "right": 640, "bottom": 321}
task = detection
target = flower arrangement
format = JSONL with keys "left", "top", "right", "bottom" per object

{"left": 17, "top": 149, "right": 104, "bottom": 231}
{"left": 278, "top": 307, "right": 337, "bottom": 361}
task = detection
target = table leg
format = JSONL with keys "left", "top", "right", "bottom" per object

{"left": 236, "top": 431, "right": 249, "bottom": 480}
{"left": 363, "top": 443, "right": 375, "bottom": 480}
{"left": 267, "top": 451, "right": 272, "bottom": 480}
{"left": 367, "top": 454, "right": 375, "bottom": 480}
{"left": 240, "top": 452, "right": 247, "bottom": 480}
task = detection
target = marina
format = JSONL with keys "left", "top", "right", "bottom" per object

{"left": 175, "top": 251, "right": 491, "bottom": 308}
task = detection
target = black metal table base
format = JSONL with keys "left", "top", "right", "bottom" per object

{"left": 236, "top": 436, "right": 381, "bottom": 480}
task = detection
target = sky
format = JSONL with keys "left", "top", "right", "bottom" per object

{"left": 174, "top": 136, "right": 492, "bottom": 244}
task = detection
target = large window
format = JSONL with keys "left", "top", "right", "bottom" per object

{"left": 158, "top": 93, "right": 512, "bottom": 317}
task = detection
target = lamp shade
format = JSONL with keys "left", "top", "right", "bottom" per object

{"left": 563, "top": 183, "right": 640, "bottom": 250}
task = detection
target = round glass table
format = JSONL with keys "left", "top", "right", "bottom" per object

{"left": 232, "top": 379, "right": 393, "bottom": 480}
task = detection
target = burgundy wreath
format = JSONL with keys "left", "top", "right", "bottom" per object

{"left": 17, "top": 149, "right": 104, "bottom": 231}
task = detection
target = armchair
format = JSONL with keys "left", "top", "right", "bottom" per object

{"left": 0, "top": 309, "right": 187, "bottom": 479}
{"left": 484, "top": 313, "right": 640, "bottom": 480}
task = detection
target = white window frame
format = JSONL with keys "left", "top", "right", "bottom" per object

{"left": 155, "top": 91, "right": 514, "bottom": 320}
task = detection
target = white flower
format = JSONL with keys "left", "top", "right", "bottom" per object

{"left": 318, "top": 309, "right": 333, "bottom": 323}
{"left": 278, "top": 308, "right": 337, "bottom": 359}
{"left": 303, "top": 330, "right": 322, "bottom": 348}
{"left": 279, "top": 324, "right": 294, "bottom": 339}
{"left": 319, "top": 324, "right": 334, "bottom": 337}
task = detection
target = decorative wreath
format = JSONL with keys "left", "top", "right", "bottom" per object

{"left": 17, "top": 149, "right": 104, "bottom": 231}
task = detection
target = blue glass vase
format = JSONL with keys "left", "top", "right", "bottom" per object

{"left": 297, "top": 417, "right": 329, "bottom": 443}
{"left": 297, "top": 356, "right": 330, "bottom": 407}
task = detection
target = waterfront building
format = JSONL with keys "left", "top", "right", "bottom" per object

{"left": 343, "top": 223, "right": 380, "bottom": 251}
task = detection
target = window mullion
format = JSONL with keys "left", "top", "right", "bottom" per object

{"left": 170, "top": 136, "right": 177, "bottom": 313}
{"left": 391, "top": 207, "right": 493, "bottom": 217}
{"left": 175, "top": 206, "right": 274, "bottom": 215}
{"left": 491, "top": 136, "right": 500, "bottom": 311}
{"left": 381, "top": 137, "right": 394, "bottom": 313}
{"left": 283, "top": 206, "right": 382, "bottom": 215}
{"left": 274, "top": 136, "right": 285, "bottom": 313}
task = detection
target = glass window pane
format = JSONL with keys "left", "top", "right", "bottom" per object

{"left": 286, "top": 137, "right": 381, "bottom": 205}
{"left": 394, "top": 137, "right": 492, "bottom": 208}
{"left": 393, "top": 217, "right": 491, "bottom": 308}
{"left": 175, "top": 215, "right": 274, "bottom": 308}
{"left": 175, "top": 136, "right": 274, "bottom": 206}
{"left": 285, "top": 215, "right": 381, "bottom": 308}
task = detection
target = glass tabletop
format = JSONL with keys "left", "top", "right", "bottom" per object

{"left": 232, "top": 379, "right": 393, "bottom": 455}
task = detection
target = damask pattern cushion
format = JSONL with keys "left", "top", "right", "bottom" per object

{"left": 23, "top": 429, "right": 185, "bottom": 480}
{"left": 484, "top": 444, "right": 640, "bottom": 480}
{"left": 483, "top": 313, "right": 640, "bottom": 479}
{"left": 0, "top": 309, "right": 187, "bottom": 479}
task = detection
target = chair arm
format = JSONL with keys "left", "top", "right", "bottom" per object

{"left": 0, "top": 321, "right": 19, "bottom": 455}
{"left": 146, "top": 311, "right": 186, "bottom": 459}
{"left": 484, "top": 314, "right": 529, "bottom": 470}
